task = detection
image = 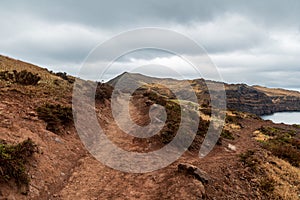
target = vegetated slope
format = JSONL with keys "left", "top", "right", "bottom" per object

{"left": 110, "top": 72, "right": 300, "bottom": 115}
{"left": 0, "top": 55, "right": 300, "bottom": 199}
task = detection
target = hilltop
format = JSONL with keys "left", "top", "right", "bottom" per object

{"left": 0, "top": 55, "right": 300, "bottom": 199}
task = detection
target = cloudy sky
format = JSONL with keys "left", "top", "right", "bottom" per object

{"left": 1, "top": 0, "right": 300, "bottom": 89}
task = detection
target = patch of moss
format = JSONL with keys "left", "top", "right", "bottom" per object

{"left": 0, "top": 139, "right": 37, "bottom": 190}
{"left": 36, "top": 104, "right": 73, "bottom": 133}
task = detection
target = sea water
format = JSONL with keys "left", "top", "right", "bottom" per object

{"left": 261, "top": 112, "right": 300, "bottom": 125}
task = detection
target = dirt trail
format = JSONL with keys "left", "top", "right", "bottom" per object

{"left": 55, "top": 94, "right": 207, "bottom": 199}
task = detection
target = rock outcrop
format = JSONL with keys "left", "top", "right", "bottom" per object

{"left": 226, "top": 84, "right": 300, "bottom": 115}
{"left": 178, "top": 163, "right": 210, "bottom": 184}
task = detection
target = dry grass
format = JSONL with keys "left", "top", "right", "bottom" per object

{"left": 261, "top": 156, "right": 300, "bottom": 200}
{"left": 0, "top": 55, "right": 73, "bottom": 102}
{"left": 254, "top": 85, "right": 300, "bottom": 97}
{"left": 239, "top": 150, "right": 300, "bottom": 199}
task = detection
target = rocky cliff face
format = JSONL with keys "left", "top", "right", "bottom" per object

{"left": 226, "top": 84, "right": 300, "bottom": 115}
{"left": 225, "top": 84, "right": 275, "bottom": 115}
{"left": 271, "top": 96, "right": 300, "bottom": 113}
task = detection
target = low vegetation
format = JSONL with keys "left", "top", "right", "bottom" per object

{"left": 0, "top": 70, "right": 41, "bottom": 85}
{"left": 239, "top": 150, "right": 260, "bottom": 171}
{"left": 239, "top": 148, "right": 300, "bottom": 199}
{"left": 239, "top": 150, "right": 278, "bottom": 198}
{"left": 0, "top": 139, "right": 37, "bottom": 191}
{"left": 221, "top": 129, "right": 235, "bottom": 140}
{"left": 53, "top": 72, "right": 75, "bottom": 84}
{"left": 36, "top": 104, "right": 73, "bottom": 134}
{"left": 159, "top": 101, "right": 182, "bottom": 144}
{"left": 258, "top": 126, "right": 300, "bottom": 167}
{"left": 95, "top": 83, "right": 113, "bottom": 102}
{"left": 259, "top": 177, "right": 276, "bottom": 195}
{"left": 225, "top": 114, "right": 242, "bottom": 126}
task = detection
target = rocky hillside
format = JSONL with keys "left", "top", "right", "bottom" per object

{"left": 109, "top": 72, "right": 300, "bottom": 115}
{"left": 1, "top": 55, "right": 300, "bottom": 199}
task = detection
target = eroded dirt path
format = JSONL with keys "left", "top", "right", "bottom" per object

{"left": 56, "top": 95, "right": 207, "bottom": 199}
{"left": 53, "top": 95, "right": 272, "bottom": 200}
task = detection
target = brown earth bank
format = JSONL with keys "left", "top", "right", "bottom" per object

{"left": 0, "top": 55, "right": 300, "bottom": 200}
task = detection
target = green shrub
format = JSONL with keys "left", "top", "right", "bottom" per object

{"left": 144, "top": 91, "right": 167, "bottom": 106}
{"left": 292, "top": 124, "right": 300, "bottom": 129}
{"left": 0, "top": 70, "right": 41, "bottom": 85}
{"left": 54, "top": 72, "right": 75, "bottom": 84}
{"left": 95, "top": 83, "right": 113, "bottom": 102}
{"left": 259, "top": 177, "right": 276, "bottom": 195}
{"left": 258, "top": 126, "right": 300, "bottom": 167}
{"left": 197, "top": 119, "right": 210, "bottom": 137}
{"left": 0, "top": 139, "right": 37, "bottom": 189}
{"left": 37, "top": 104, "right": 73, "bottom": 133}
{"left": 225, "top": 114, "right": 242, "bottom": 125}
{"left": 200, "top": 107, "right": 211, "bottom": 116}
{"left": 259, "top": 126, "right": 282, "bottom": 136}
{"left": 221, "top": 129, "right": 234, "bottom": 140}
{"left": 160, "top": 130, "right": 175, "bottom": 144}
{"left": 265, "top": 143, "right": 300, "bottom": 167}
{"left": 239, "top": 150, "right": 259, "bottom": 171}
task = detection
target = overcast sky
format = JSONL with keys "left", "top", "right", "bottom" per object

{"left": 1, "top": 0, "right": 300, "bottom": 89}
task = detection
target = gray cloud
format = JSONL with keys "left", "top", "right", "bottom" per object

{"left": 3, "top": 0, "right": 300, "bottom": 28}
{"left": 0, "top": 0, "right": 300, "bottom": 89}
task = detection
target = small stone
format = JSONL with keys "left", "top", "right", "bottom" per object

{"left": 178, "top": 163, "right": 210, "bottom": 184}
{"left": 20, "top": 185, "right": 28, "bottom": 195}
{"left": 54, "top": 137, "right": 63, "bottom": 144}
{"left": 27, "top": 111, "right": 37, "bottom": 116}
{"left": 228, "top": 144, "right": 237, "bottom": 151}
